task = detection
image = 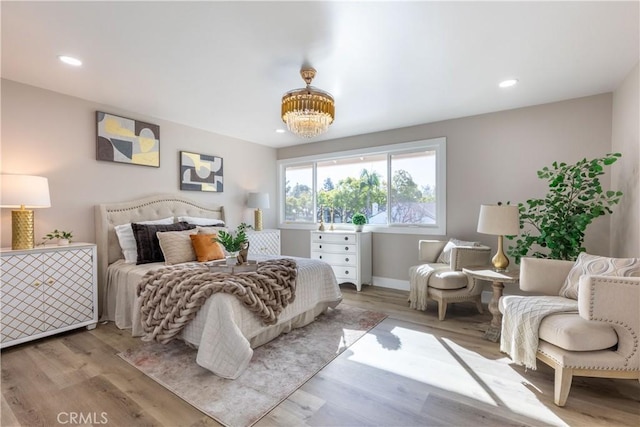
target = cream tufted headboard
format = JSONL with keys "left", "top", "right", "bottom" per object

{"left": 94, "top": 194, "right": 224, "bottom": 313}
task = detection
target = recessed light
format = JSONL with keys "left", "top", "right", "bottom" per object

{"left": 275, "top": 129, "right": 286, "bottom": 133}
{"left": 499, "top": 79, "right": 518, "bottom": 88}
{"left": 58, "top": 55, "right": 82, "bottom": 66}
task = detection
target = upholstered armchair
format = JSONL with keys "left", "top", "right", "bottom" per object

{"left": 500, "top": 256, "right": 640, "bottom": 406}
{"left": 409, "top": 239, "right": 491, "bottom": 320}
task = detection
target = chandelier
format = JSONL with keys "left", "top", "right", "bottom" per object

{"left": 281, "top": 67, "right": 335, "bottom": 138}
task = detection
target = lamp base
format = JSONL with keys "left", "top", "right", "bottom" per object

{"left": 254, "top": 209, "right": 263, "bottom": 231}
{"left": 491, "top": 235, "right": 510, "bottom": 271}
{"left": 12, "top": 209, "right": 35, "bottom": 250}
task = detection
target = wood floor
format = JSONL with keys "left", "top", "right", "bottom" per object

{"left": 2, "top": 285, "right": 639, "bottom": 426}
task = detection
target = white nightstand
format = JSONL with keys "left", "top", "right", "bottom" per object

{"left": 246, "top": 229, "right": 281, "bottom": 256}
{"left": 0, "top": 243, "right": 98, "bottom": 348}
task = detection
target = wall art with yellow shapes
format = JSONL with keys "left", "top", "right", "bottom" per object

{"left": 180, "top": 151, "right": 223, "bottom": 192}
{"left": 96, "top": 111, "right": 160, "bottom": 167}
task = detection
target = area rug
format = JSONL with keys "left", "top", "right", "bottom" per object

{"left": 118, "top": 305, "right": 386, "bottom": 427}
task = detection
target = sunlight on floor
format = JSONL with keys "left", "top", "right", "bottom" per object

{"left": 346, "top": 325, "right": 567, "bottom": 426}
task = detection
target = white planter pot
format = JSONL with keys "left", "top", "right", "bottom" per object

{"left": 58, "top": 239, "right": 70, "bottom": 246}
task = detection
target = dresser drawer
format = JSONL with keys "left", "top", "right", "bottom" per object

{"left": 311, "top": 251, "right": 357, "bottom": 266}
{"left": 311, "top": 233, "right": 356, "bottom": 244}
{"left": 311, "top": 242, "right": 356, "bottom": 254}
{"left": 332, "top": 266, "right": 357, "bottom": 282}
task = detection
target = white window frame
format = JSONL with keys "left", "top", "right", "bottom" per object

{"left": 277, "top": 137, "right": 446, "bottom": 235}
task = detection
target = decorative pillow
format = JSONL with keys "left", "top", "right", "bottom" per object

{"left": 559, "top": 252, "right": 640, "bottom": 299}
{"left": 156, "top": 229, "right": 199, "bottom": 265}
{"left": 114, "top": 217, "right": 174, "bottom": 263}
{"left": 437, "top": 238, "right": 480, "bottom": 264}
{"left": 177, "top": 216, "right": 226, "bottom": 227}
{"left": 190, "top": 234, "right": 225, "bottom": 262}
{"left": 197, "top": 226, "right": 228, "bottom": 235}
{"left": 132, "top": 222, "right": 196, "bottom": 264}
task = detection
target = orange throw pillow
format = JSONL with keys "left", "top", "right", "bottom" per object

{"left": 190, "top": 234, "right": 225, "bottom": 262}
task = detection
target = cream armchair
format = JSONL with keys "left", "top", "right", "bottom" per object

{"left": 500, "top": 256, "right": 640, "bottom": 406}
{"left": 409, "top": 240, "right": 491, "bottom": 320}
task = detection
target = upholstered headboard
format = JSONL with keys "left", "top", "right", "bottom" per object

{"left": 94, "top": 194, "right": 224, "bottom": 312}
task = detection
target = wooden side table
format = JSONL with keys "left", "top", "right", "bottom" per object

{"left": 462, "top": 267, "right": 520, "bottom": 342}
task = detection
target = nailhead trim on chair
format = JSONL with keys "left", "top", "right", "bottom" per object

{"left": 587, "top": 277, "right": 638, "bottom": 369}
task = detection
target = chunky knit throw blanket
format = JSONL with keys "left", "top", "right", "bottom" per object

{"left": 500, "top": 295, "right": 578, "bottom": 370}
{"left": 137, "top": 259, "right": 297, "bottom": 344}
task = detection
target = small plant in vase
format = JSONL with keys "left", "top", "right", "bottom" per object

{"left": 42, "top": 229, "right": 73, "bottom": 246}
{"left": 216, "top": 224, "right": 251, "bottom": 265}
{"left": 351, "top": 213, "right": 367, "bottom": 232}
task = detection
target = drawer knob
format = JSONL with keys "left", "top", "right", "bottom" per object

{"left": 344, "top": 236, "right": 348, "bottom": 241}
{"left": 319, "top": 245, "right": 322, "bottom": 249}
{"left": 319, "top": 255, "right": 322, "bottom": 259}
{"left": 345, "top": 247, "right": 349, "bottom": 251}
{"left": 319, "top": 235, "right": 322, "bottom": 239}
{"left": 345, "top": 258, "right": 349, "bottom": 262}
{"left": 345, "top": 270, "right": 349, "bottom": 275}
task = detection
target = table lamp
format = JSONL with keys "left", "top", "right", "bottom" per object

{"left": 247, "top": 192, "right": 269, "bottom": 231}
{"left": 477, "top": 203, "right": 520, "bottom": 271}
{"left": 1, "top": 174, "right": 51, "bottom": 250}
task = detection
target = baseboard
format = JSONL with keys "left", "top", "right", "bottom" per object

{"left": 371, "top": 276, "right": 410, "bottom": 291}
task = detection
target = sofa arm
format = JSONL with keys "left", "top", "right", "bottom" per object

{"left": 450, "top": 245, "right": 491, "bottom": 270}
{"left": 579, "top": 275, "right": 640, "bottom": 367}
{"left": 519, "top": 257, "right": 574, "bottom": 295}
{"left": 418, "top": 240, "right": 447, "bottom": 263}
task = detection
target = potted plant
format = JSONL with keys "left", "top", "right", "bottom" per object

{"left": 42, "top": 229, "right": 73, "bottom": 246}
{"left": 351, "top": 213, "right": 367, "bottom": 232}
{"left": 507, "top": 153, "right": 623, "bottom": 263}
{"left": 216, "top": 224, "right": 250, "bottom": 265}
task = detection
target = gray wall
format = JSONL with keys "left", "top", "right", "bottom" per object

{"left": 278, "top": 94, "right": 617, "bottom": 282}
{"left": 1, "top": 79, "right": 277, "bottom": 248}
{"left": 611, "top": 62, "right": 640, "bottom": 257}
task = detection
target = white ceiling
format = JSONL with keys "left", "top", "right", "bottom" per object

{"left": 2, "top": 1, "right": 638, "bottom": 148}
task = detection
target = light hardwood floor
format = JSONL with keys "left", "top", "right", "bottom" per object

{"left": 2, "top": 285, "right": 639, "bottom": 426}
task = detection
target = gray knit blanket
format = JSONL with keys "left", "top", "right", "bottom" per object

{"left": 136, "top": 259, "right": 297, "bottom": 344}
{"left": 500, "top": 295, "right": 578, "bottom": 369}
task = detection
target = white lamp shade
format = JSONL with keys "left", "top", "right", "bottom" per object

{"left": 247, "top": 192, "right": 270, "bottom": 209}
{"left": 1, "top": 175, "right": 51, "bottom": 208}
{"left": 477, "top": 204, "right": 519, "bottom": 236}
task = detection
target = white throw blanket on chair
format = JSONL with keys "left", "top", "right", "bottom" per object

{"left": 500, "top": 295, "right": 578, "bottom": 369}
{"left": 409, "top": 264, "right": 449, "bottom": 310}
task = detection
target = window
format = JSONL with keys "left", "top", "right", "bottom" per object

{"left": 278, "top": 138, "right": 446, "bottom": 234}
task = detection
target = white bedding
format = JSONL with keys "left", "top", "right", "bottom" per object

{"left": 105, "top": 254, "right": 342, "bottom": 378}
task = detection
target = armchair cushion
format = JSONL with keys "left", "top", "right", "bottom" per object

{"left": 428, "top": 270, "right": 468, "bottom": 290}
{"left": 559, "top": 252, "right": 639, "bottom": 299}
{"left": 436, "top": 238, "right": 480, "bottom": 264}
{"left": 539, "top": 313, "right": 618, "bottom": 352}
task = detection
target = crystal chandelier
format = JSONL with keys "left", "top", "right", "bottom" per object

{"left": 281, "top": 67, "right": 335, "bottom": 138}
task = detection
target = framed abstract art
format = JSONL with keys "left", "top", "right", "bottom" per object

{"left": 96, "top": 111, "right": 160, "bottom": 167}
{"left": 180, "top": 151, "right": 224, "bottom": 192}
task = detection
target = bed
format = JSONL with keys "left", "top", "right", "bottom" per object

{"left": 95, "top": 194, "right": 342, "bottom": 378}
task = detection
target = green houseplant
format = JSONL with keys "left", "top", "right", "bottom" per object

{"left": 215, "top": 223, "right": 252, "bottom": 264}
{"left": 42, "top": 229, "right": 73, "bottom": 246}
{"left": 351, "top": 213, "right": 367, "bottom": 231}
{"left": 507, "top": 153, "right": 623, "bottom": 263}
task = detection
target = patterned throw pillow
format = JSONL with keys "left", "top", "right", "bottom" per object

{"left": 156, "top": 229, "right": 199, "bottom": 265}
{"left": 190, "top": 234, "right": 225, "bottom": 262}
{"left": 559, "top": 252, "right": 640, "bottom": 299}
{"left": 132, "top": 222, "right": 196, "bottom": 264}
{"left": 436, "top": 239, "right": 480, "bottom": 264}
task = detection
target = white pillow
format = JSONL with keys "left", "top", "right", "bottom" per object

{"left": 437, "top": 238, "right": 480, "bottom": 264}
{"left": 156, "top": 229, "right": 199, "bottom": 265}
{"left": 558, "top": 252, "right": 640, "bottom": 300}
{"left": 114, "top": 217, "right": 174, "bottom": 263}
{"left": 177, "top": 216, "right": 225, "bottom": 227}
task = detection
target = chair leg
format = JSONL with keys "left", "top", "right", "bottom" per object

{"left": 475, "top": 297, "right": 484, "bottom": 314}
{"left": 438, "top": 301, "right": 447, "bottom": 320}
{"left": 554, "top": 366, "right": 573, "bottom": 407}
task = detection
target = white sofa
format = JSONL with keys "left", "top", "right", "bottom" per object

{"left": 500, "top": 256, "right": 640, "bottom": 406}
